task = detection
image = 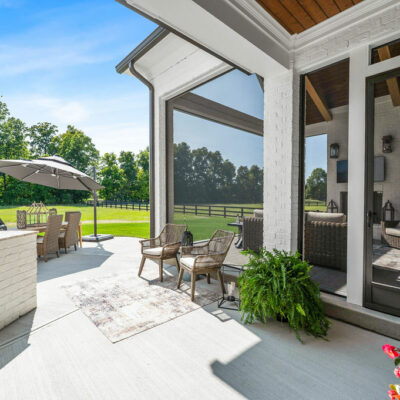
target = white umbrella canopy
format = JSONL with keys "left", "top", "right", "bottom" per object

{"left": 0, "top": 156, "right": 103, "bottom": 191}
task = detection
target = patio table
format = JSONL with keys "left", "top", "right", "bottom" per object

{"left": 227, "top": 221, "right": 243, "bottom": 248}
{"left": 20, "top": 221, "right": 83, "bottom": 248}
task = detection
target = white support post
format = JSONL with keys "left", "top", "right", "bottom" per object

{"left": 263, "top": 69, "right": 300, "bottom": 253}
{"left": 347, "top": 45, "right": 369, "bottom": 306}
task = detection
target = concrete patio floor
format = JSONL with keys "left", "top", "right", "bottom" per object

{"left": 0, "top": 237, "right": 399, "bottom": 400}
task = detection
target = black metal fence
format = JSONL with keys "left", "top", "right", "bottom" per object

{"left": 86, "top": 200, "right": 149, "bottom": 211}
{"left": 174, "top": 204, "right": 262, "bottom": 218}
{"left": 304, "top": 200, "right": 326, "bottom": 208}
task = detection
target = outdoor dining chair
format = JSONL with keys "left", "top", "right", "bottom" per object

{"left": 59, "top": 212, "right": 81, "bottom": 253}
{"left": 177, "top": 229, "right": 235, "bottom": 301}
{"left": 138, "top": 223, "right": 187, "bottom": 282}
{"left": 37, "top": 214, "right": 63, "bottom": 262}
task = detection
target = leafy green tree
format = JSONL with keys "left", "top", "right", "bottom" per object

{"left": 54, "top": 125, "right": 99, "bottom": 172}
{"left": 305, "top": 168, "right": 327, "bottom": 201}
{"left": 28, "top": 122, "right": 58, "bottom": 157}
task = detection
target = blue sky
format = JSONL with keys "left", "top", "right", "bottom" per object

{"left": 0, "top": 0, "right": 156, "bottom": 154}
{"left": 0, "top": 0, "right": 265, "bottom": 169}
{"left": 305, "top": 134, "right": 327, "bottom": 178}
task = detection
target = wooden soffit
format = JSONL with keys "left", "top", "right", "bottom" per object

{"left": 256, "top": 0, "right": 364, "bottom": 35}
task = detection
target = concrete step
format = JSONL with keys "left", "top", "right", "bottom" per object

{"left": 321, "top": 292, "right": 400, "bottom": 340}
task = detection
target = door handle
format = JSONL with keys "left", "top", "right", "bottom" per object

{"left": 367, "top": 211, "right": 372, "bottom": 228}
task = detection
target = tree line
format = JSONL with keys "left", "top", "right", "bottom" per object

{"left": 0, "top": 99, "right": 149, "bottom": 205}
{"left": 174, "top": 142, "right": 263, "bottom": 204}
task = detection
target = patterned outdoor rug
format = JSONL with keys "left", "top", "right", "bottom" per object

{"left": 63, "top": 271, "right": 220, "bottom": 343}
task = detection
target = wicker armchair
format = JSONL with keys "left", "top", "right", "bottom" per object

{"left": 59, "top": 212, "right": 81, "bottom": 253}
{"left": 243, "top": 217, "right": 263, "bottom": 252}
{"left": 381, "top": 221, "right": 400, "bottom": 248}
{"left": 178, "top": 230, "right": 235, "bottom": 301}
{"left": 303, "top": 212, "right": 347, "bottom": 271}
{"left": 37, "top": 214, "right": 63, "bottom": 262}
{"left": 138, "top": 223, "right": 187, "bottom": 282}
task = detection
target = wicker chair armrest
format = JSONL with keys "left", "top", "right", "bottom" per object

{"left": 161, "top": 241, "right": 181, "bottom": 257}
{"left": 140, "top": 237, "right": 160, "bottom": 249}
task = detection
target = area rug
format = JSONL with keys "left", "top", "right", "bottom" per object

{"left": 63, "top": 271, "right": 220, "bottom": 343}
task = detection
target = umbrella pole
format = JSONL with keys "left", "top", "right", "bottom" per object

{"left": 93, "top": 189, "right": 98, "bottom": 238}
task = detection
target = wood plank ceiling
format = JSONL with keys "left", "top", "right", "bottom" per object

{"left": 256, "top": 0, "right": 364, "bottom": 34}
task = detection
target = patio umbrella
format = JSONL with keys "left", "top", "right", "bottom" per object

{"left": 0, "top": 156, "right": 112, "bottom": 241}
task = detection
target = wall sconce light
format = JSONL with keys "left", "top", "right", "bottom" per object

{"left": 330, "top": 143, "right": 339, "bottom": 158}
{"left": 327, "top": 200, "right": 338, "bottom": 213}
{"left": 383, "top": 200, "right": 395, "bottom": 222}
{"left": 382, "top": 135, "right": 393, "bottom": 153}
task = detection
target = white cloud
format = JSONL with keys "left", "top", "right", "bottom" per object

{"left": 5, "top": 93, "right": 149, "bottom": 155}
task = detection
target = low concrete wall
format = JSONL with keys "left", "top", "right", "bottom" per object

{"left": 0, "top": 231, "right": 37, "bottom": 330}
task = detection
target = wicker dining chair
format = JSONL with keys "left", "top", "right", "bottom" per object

{"left": 178, "top": 229, "right": 235, "bottom": 301}
{"left": 59, "top": 212, "right": 81, "bottom": 253}
{"left": 138, "top": 223, "right": 187, "bottom": 282}
{"left": 37, "top": 214, "right": 63, "bottom": 262}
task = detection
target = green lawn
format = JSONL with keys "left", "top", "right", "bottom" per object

{"left": 0, "top": 204, "right": 149, "bottom": 224}
{"left": 81, "top": 222, "right": 150, "bottom": 239}
{"left": 174, "top": 213, "right": 238, "bottom": 241}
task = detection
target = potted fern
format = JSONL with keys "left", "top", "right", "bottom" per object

{"left": 238, "top": 248, "right": 330, "bottom": 342}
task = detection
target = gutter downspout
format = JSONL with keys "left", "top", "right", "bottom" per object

{"left": 128, "top": 60, "right": 155, "bottom": 238}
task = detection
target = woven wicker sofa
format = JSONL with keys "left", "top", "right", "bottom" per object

{"left": 381, "top": 221, "right": 400, "bottom": 248}
{"left": 303, "top": 212, "right": 347, "bottom": 272}
{"left": 242, "top": 209, "right": 263, "bottom": 252}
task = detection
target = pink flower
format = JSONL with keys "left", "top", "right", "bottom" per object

{"left": 383, "top": 344, "right": 400, "bottom": 359}
{"left": 388, "top": 390, "right": 400, "bottom": 400}
{"left": 395, "top": 368, "right": 400, "bottom": 379}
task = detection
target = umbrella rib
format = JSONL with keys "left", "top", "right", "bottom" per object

{"left": 76, "top": 177, "right": 93, "bottom": 192}
{"left": 20, "top": 165, "right": 47, "bottom": 181}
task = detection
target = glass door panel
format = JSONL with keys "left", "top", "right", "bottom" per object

{"left": 365, "top": 68, "right": 400, "bottom": 316}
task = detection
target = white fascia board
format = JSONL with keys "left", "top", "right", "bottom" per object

{"left": 124, "top": 0, "right": 287, "bottom": 77}
{"left": 131, "top": 33, "right": 231, "bottom": 99}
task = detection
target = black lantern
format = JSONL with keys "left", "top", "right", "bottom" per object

{"left": 327, "top": 200, "right": 338, "bottom": 213}
{"left": 382, "top": 135, "right": 393, "bottom": 153}
{"left": 330, "top": 143, "right": 340, "bottom": 158}
{"left": 218, "top": 264, "right": 243, "bottom": 311}
{"left": 383, "top": 200, "right": 395, "bottom": 222}
{"left": 181, "top": 230, "right": 193, "bottom": 246}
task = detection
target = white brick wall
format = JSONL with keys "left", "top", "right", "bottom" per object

{"left": 295, "top": 3, "right": 400, "bottom": 71}
{"left": 263, "top": 69, "right": 300, "bottom": 253}
{"left": 0, "top": 231, "right": 37, "bottom": 330}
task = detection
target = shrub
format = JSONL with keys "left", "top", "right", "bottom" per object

{"left": 238, "top": 248, "right": 330, "bottom": 342}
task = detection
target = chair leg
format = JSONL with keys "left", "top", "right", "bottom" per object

{"left": 190, "top": 271, "right": 196, "bottom": 301}
{"left": 138, "top": 255, "right": 146, "bottom": 277}
{"left": 207, "top": 273, "right": 211, "bottom": 284}
{"left": 56, "top": 251, "right": 60, "bottom": 258}
{"left": 177, "top": 267, "right": 184, "bottom": 289}
{"left": 159, "top": 259, "right": 164, "bottom": 282}
{"left": 44, "top": 255, "right": 47, "bottom": 262}
{"left": 65, "top": 247, "right": 68, "bottom": 254}
{"left": 175, "top": 255, "right": 180, "bottom": 272}
{"left": 74, "top": 244, "right": 77, "bottom": 251}
{"left": 218, "top": 270, "right": 225, "bottom": 295}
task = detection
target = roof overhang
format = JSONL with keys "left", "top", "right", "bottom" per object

{"left": 116, "top": 27, "right": 233, "bottom": 99}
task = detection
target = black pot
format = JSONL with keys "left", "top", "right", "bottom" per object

{"left": 276, "top": 314, "right": 288, "bottom": 323}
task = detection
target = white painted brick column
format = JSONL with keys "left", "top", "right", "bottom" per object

{"left": 0, "top": 231, "right": 37, "bottom": 330}
{"left": 263, "top": 69, "right": 300, "bottom": 253}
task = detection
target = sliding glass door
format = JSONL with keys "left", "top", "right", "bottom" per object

{"left": 365, "top": 67, "right": 400, "bottom": 316}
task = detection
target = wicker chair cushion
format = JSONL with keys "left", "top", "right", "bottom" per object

{"left": 386, "top": 227, "right": 400, "bottom": 237}
{"left": 143, "top": 246, "right": 163, "bottom": 256}
{"left": 306, "top": 212, "right": 346, "bottom": 223}
{"left": 253, "top": 209, "right": 263, "bottom": 218}
{"left": 180, "top": 256, "right": 196, "bottom": 269}
{"left": 59, "top": 231, "right": 65, "bottom": 238}
{"left": 37, "top": 237, "right": 44, "bottom": 244}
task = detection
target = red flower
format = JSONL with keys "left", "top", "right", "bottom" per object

{"left": 388, "top": 389, "right": 400, "bottom": 400}
{"left": 395, "top": 368, "right": 400, "bottom": 379}
{"left": 383, "top": 344, "right": 400, "bottom": 359}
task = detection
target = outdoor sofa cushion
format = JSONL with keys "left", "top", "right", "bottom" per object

{"left": 386, "top": 227, "right": 400, "bottom": 238}
{"left": 306, "top": 212, "right": 346, "bottom": 223}
{"left": 143, "top": 246, "right": 163, "bottom": 256}
{"left": 253, "top": 209, "right": 263, "bottom": 218}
